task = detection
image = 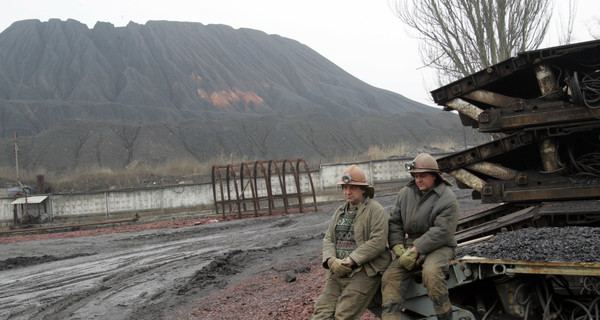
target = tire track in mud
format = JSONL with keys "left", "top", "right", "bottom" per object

{"left": 0, "top": 253, "right": 93, "bottom": 271}
{"left": 129, "top": 216, "right": 330, "bottom": 320}
{"left": 0, "top": 238, "right": 223, "bottom": 319}
{"left": 0, "top": 210, "right": 333, "bottom": 320}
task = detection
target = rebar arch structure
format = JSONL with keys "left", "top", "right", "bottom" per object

{"left": 212, "top": 159, "right": 317, "bottom": 219}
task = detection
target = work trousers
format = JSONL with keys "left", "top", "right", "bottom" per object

{"left": 380, "top": 247, "right": 455, "bottom": 319}
{"left": 312, "top": 270, "right": 381, "bottom": 320}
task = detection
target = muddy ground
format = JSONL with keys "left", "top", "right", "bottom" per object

{"left": 0, "top": 186, "right": 508, "bottom": 320}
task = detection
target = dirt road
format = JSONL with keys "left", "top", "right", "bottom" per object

{"left": 0, "top": 206, "right": 330, "bottom": 319}
{"left": 0, "top": 187, "right": 481, "bottom": 320}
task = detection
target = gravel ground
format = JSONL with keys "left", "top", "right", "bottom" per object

{"left": 457, "top": 226, "right": 600, "bottom": 262}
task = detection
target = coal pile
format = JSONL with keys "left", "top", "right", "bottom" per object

{"left": 456, "top": 227, "right": 600, "bottom": 262}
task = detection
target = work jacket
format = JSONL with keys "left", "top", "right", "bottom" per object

{"left": 322, "top": 197, "right": 392, "bottom": 277}
{"left": 388, "top": 180, "right": 459, "bottom": 255}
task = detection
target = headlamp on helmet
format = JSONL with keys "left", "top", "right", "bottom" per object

{"left": 341, "top": 173, "right": 366, "bottom": 184}
{"left": 337, "top": 165, "right": 369, "bottom": 186}
{"left": 404, "top": 161, "right": 438, "bottom": 172}
{"left": 406, "top": 153, "right": 441, "bottom": 173}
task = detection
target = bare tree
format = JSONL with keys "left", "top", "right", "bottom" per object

{"left": 556, "top": 0, "right": 577, "bottom": 45}
{"left": 590, "top": 17, "right": 600, "bottom": 39}
{"left": 390, "top": 0, "right": 554, "bottom": 83}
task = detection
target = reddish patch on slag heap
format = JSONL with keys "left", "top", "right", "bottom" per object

{"left": 196, "top": 88, "right": 264, "bottom": 109}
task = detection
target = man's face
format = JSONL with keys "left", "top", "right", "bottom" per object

{"left": 342, "top": 184, "right": 365, "bottom": 207}
{"left": 413, "top": 172, "right": 436, "bottom": 192}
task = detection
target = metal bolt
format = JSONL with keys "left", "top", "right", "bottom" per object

{"left": 516, "top": 174, "right": 528, "bottom": 185}
{"left": 479, "top": 112, "right": 490, "bottom": 123}
{"left": 513, "top": 102, "right": 524, "bottom": 111}
{"left": 452, "top": 85, "right": 462, "bottom": 94}
{"left": 482, "top": 185, "right": 493, "bottom": 196}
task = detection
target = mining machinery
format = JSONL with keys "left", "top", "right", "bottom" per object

{"left": 399, "top": 39, "right": 600, "bottom": 320}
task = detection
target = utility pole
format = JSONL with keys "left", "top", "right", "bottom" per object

{"left": 14, "top": 132, "right": 24, "bottom": 188}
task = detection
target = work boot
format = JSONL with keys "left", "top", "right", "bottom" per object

{"left": 436, "top": 309, "right": 453, "bottom": 320}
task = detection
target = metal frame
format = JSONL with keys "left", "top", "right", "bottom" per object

{"left": 212, "top": 159, "right": 317, "bottom": 219}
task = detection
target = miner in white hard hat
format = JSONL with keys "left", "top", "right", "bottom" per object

{"left": 381, "top": 153, "right": 459, "bottom": 320}
{"left": 312, "top": 164, "right": 391, "bottom": 319}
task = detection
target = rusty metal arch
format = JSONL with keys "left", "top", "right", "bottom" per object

{"left": 296, "top": 159, "right": 318, "bottom": 212}
{"left": 227, "top": 164, "right": 241, "bottom": 218}
{"left": 253, "top": 160, "right": 274, "bottom": 215}
{"left": 239, "top": 162, "right": 259, "bottom": 217}
{"left": 212, "top": 165, "right": 225, "bottom": 216}
{"left": 212, "top": 159, "right": 318, "bottom": 218}
{"left": 223, "top": 164, "right": 242, "bottom": 217}
{"left": 212, "top": 164, "right": 242, "bottom": 219}
{"left": 268, "top": 160, "right": 288, "bottom": 213}
{"left": 282, "top": 159, "right": 301, "bottom": 212}
{"left": 281, "top": 159, "right": 318, "bottom": 213}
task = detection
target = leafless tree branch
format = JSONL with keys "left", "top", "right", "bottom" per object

{"left": 389, "top": 0, "right": 557, "bottom": 84}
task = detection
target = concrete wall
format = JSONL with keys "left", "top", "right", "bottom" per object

{"left": 0, "top": 157, "right": 415, "bottom": 227}
{"left": 320, "top": 158, "right": 413, "bottom": 188}
{"left": 50, "top": 183, "right": 215, "bottom": 219}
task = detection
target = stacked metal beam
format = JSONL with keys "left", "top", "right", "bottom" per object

{"left": 432, "top": 40, "right": 600, "bottom": 205}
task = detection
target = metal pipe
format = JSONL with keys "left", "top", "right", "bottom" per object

{"left": 0, "top": 216, "right": 139, "bottom": 235}
{"left": 458, "top": 234, "right": 494, "bottom": 248}
{"left": 538, "top": 138, "right": 562, "bottom": 172}
{"left": 466, "top": 161, "right": 518, "bottom": 180}
{"left": 534, "top": 63, "right": 558, "bottom": 97}
{"left": 448, "top": 169, "right": 485, "bottom": 193}
{"left": 446, "top": 98, "right": 484, "bottom": 121}
{"left": 463, "top": 89, "right": 518, "bottom": 108}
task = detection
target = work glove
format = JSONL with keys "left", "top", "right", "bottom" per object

{"left": 391, "top": 244, "right": 406, "bottom": 258}
{"left": 398, "top": 248, "right": 419, "bottom": 270}
{"left": 327, "top": 258, "right": 352, "bottom": 277}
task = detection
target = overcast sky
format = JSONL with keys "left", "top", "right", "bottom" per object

{"left": 1, "top": 0, "right": 598, "bottom": 107}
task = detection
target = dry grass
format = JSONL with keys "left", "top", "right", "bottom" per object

{"left": 330, "top": 140, "right": 459, "bottom": 164}
{"left": 1, "top": 141, "right": 460, "bottom": 193}
{"left": 366, "top": 144, "right": 414, "bottom": 160}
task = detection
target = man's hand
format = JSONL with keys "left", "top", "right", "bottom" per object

{"left": 344, "top": 257, "right": 357, "bottom": 268}
{"left": 327, "top": 258, "right": 352, "bottom": 277}
{"left": 398, "top": 248, "right": 419, "bottom": 270}
{"left": 391, "top": 244, "right": 406, "bottom": 258}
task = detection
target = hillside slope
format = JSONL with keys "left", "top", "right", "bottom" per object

{"left": 0, "top": 19, "right": 479, "bottom": 175}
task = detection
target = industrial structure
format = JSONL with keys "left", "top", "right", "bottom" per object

{"left": 400, "top": 39, "right": 600, "bottom": 319}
